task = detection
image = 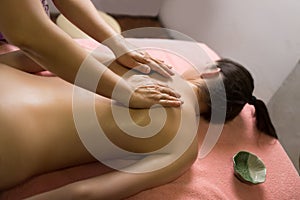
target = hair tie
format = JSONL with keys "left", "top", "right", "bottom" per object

{"left": 248, "top": 96, "right": 257, "bottom": 105}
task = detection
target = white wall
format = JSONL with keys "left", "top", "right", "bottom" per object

{"left": 159, "top": 0, "right": 300, "bottom": 102}
{"left": 49, "top": 0, "right": 162, "bottom": 16}
{"left": 91, "top": 0, "right": 162, "bottom": 16}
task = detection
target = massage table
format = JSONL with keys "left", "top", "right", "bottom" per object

{"left": 0, "top": 38, "right": 299, "bottom": 200}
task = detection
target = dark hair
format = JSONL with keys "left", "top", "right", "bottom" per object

{"left": 200, "top": 58, "right": 278, "bottom": 139}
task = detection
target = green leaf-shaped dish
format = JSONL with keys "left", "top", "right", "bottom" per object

{"left": 233, "top": 151, "right": 266, "bottom": 184}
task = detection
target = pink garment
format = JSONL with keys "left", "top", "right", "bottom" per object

{"left": 0, "top": 39, "right": 299, "bottom": 199}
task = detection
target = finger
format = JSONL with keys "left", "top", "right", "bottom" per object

{"left": 134, "top": 64, "right": 151, "bottom": 74}
{"left": 156, "top": 62, "right": 175, "bottom": 75}
{"left": 142, "top": 84, "right": 181, "bottom": 99}
{"left": 156, "top": 59, "right": 165, "bottom": 63}
{"left": 142, "top": 88, "right": 179, "bottom": 103}
{"left": 150, "top": 56, "right": 174, "bottom": 70}
{"left": 132, "top": 52, "right": 150, "bottom": 64}
{"left": 159, "top": 93, "right": 171, "bottom": 99}
{"left": 116, "top": 52, "right": 146, "bottom": 69}
{"left": 132, "top": 52, "right": 175, "bottom": 77}
{"left": 158, "top": 99, "right": 183, "bottom": 107}
{"left": 140, "top": 85, "right": 162, "bottom": 92}
{"left": 118, "top": 56, "right": 152, "bottom": 74}
{"left": 117, "top": 55, "right": 139, "bottom": 69}
{"left": 156, "top": 93, "right": 177, "bottom": 101}
{"left": 151, "top": 57, "right": 173, "bottom": 69}
{"left": 146, "top": 60, "right": 175, "bottom": 78}
{"left": 135, "top": 52, "right": 173, "bottom": 71}
{"left": 158, "top": 86, "right": 181, "bottom": 98}
{"left": 167, "top": 64, "right": 173, "bottom": 69}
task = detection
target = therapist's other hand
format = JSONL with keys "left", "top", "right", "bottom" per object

{"left": 130, "top": 84, "right": 182, "bottom": 108}
{"left": 127, "top": 75, "right": 182, "bottom": 108}
{"left": 103, "top": 35, "right": 174, "bottom": 78}
{"left": 117, "top": 51, "right": 175, "bottom": 78}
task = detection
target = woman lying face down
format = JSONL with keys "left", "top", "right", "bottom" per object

{"left": 0, "top": 57, "right": 277, "bottom": 199}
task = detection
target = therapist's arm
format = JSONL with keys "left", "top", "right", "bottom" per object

{"left": 52, "top": 0, "right": 117, "bottom": 43}
{"left": 0, "top": 0, "right": 128, "bottom": 100}
{"left": 0, "top": 0, "right": 182, "bottom": 108}
{"left": 52, "top": 0, "right": 175, "bottom": 77}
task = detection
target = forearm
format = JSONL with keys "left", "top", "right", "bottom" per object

{"left": 0, "top": 0, "right": 132, "bottom": 100}
{"left": 26, "top": 170, "right": 145, "bottom": 200}
{"left": 0, "top": 0, "right": 82, "bottom": 81}
{"left": 26, "top": 157, "right": 178, "bottom": 200}
{"left": 52, "top": 0, "right": 175, "bottom": 79}
{"left": 18, "top": 31, "right": 130, "bottom": 100}
{"left": 53, "top": 0, "right": 117, "bottom": 42}
{"left": 52, "top": 0, "right": 131, "bottom": 58}
{"left": 28, "top": 140, "right": 198, "bottom": 200}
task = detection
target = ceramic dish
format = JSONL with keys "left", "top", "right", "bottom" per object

{"left": 233, "top": 151, "right": 266, "bottom": 184}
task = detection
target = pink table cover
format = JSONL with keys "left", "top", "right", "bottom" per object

{"left": 0, "top": 39, "right": 299, "bottom": 200}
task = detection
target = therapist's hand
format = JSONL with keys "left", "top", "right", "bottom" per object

{"left": 126, "top": 75, "right": 183, "bottom": 108}
{"left": 129, "top": 84, "right": 182, "bottom": 108}
{"left": 103, "top": 35, "right": 175, "bottom": 78}
{"left": 117, "top": 51, "right": 175, "bottom": 78}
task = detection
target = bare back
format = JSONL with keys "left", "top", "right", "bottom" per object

{"left": 0, "top": 62, "right": 198, "bottom": 190}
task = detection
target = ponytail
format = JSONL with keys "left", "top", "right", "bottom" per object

{"left": 252, "top": 98, "right": 278, "bottom": 139}
{"left": 211, "top": 58, "right": 278, "bottom": 139}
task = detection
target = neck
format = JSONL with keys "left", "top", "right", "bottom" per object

{"left": 187, "top": 80, "right": 208, "bottom": 116}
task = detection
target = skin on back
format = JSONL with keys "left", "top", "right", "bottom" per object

{"left": 0, "top": 60, "right": 199, "bottom": 193}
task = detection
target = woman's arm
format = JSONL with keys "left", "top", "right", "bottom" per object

{"left": 27, "top": 139, "right": 198, "bottom": 200}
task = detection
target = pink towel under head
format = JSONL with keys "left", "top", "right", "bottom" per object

{"left": 0, "top": 39, "right": 299, "bottom": 200}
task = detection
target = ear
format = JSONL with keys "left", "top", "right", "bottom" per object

{"left": 200, "top": 68, "right": 221, "bottom": 79}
